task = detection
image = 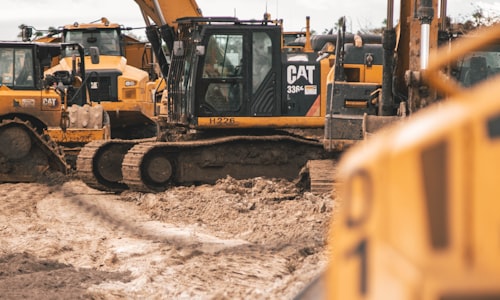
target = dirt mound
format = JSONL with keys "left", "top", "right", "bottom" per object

{"left": 123, "top": 177, "right": 333, "bottom": 261}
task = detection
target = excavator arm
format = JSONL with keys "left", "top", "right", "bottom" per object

{"left": 133, "top": 0, "right": 202, "bottom": 29}
{"left": 132, "top": 0, "right": 203, "bottom": 77}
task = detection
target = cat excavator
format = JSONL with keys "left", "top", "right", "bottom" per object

{"left": 0, "top": 12, "right": 162, "bottom": 183}
{"left": 76, "top": 0, "right": 386, "bottom": 192}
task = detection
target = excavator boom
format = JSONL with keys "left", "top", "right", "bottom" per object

{"left": 134, "top": 0, "right": 202, "bottom": 28}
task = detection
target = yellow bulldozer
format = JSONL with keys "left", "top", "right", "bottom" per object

{"left": 0, "top": 41, "right": 108, "bottom": 181}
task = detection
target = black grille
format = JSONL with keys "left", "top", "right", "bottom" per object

{"left": 87, "top": 71, "right": 120, "bottom": 102}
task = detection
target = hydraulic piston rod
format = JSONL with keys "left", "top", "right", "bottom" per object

{"left": 418, "top": 0, "right": 434, "bottom": 69}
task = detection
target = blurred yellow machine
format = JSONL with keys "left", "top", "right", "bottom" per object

{"left": 325, "top": 23, "right": 500, "bottom": 300}
{"left": 292, "top": 0, "right": 500, "bottom": 298}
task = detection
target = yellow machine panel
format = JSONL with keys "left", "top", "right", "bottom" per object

{"left": 46, "top": 128, "right": 108, "bottom": 143}
{"left": 326, "top": 24, "right": 500, "bottom": 300}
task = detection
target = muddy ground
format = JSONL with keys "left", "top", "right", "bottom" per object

{"left": 0, "top": 173, "right": 337, "bottom": 299}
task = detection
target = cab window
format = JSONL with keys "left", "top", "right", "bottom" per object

{"left": 202, "top": 34, "right": 243, "bottom": 112}
{"left": 0, "top": 48, "right": 34, "bottom": 88}
{"left": 252, "top": 32, "right": 272, "bottom": 92}
{"left": 203, "top": 34, "right": 242, "bottom": 78}
{"left": 63, "top": 29, "right": 121, "bottom": 56}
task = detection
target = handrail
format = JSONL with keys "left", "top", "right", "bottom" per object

{"left": 424, "top": 24, "right": 500, "bottom": 97}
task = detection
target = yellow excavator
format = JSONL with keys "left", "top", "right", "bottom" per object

{"left": 0, "top": 14, "right": 161, "bottom": 182}
{"left": 76, "top": 0, "right": 386, "bottom": 193}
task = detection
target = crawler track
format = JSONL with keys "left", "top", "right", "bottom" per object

{"left": 121, "top": 135, "right": 333, "bottom": 193}
{"left": 306, "top": 159, "right": 337, "bottom": 194}
{"left": 77, "top": 133, "right": 339, "bottom": 193}
{"left": 76, "top": 140, "right": 136, "bottom": 193}
{"left": 0, "top": 118, "right": 68, "bottom": 182}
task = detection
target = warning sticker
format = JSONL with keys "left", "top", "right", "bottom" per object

{"left": 304, "top": 85, "right": 317, "bottom": 95}
{"left": 21, "top": 99, "right": 35, "bottom": 108}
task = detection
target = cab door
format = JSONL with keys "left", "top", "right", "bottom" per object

{"left": 195, "top": 27, "right": 281, "bottom": 118}
{"left": 249, "top": 29, "right": 281, "bottom": 116}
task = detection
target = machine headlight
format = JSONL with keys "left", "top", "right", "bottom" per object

{"left": 125, "top": 80, "right": 136, "bottom": 87}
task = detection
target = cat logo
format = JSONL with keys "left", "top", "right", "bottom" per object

{"left": 42, "top": 98, "right": 58, "bottom": 107}
{"left": 287, "top": 65, "right": 316, "bottom": 84}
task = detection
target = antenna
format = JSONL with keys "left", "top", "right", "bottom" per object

{"left": 276, "top": 0, "right": 279, "bottom": 19}
{"left": 264, "top": 0, "right": 271, "bottom": 20}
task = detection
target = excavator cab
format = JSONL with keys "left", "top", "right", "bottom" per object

{"left": 164, "top": 18, "right": 284, "bottom": 125}
{"left": 164, "top": 17, "right": 327, "bottom": 129}
{"left": 194, "top": 23, "right": 281, "bottom": 118}
{"left": 453, "top": 44, "right": 500, "bottom": 87}
{"left": 0, "top": 43, "right": 58, "bottom": 90}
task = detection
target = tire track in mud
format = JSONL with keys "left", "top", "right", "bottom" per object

{"left": 0, "top": 176, "right": 335, "bottom": 298}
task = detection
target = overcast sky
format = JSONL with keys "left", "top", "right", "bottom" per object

{"left": 0, "top": 0, "right": 498, "bottom": 40}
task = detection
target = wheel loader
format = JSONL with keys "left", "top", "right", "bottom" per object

{"left": 0, "top": 41, "right": 109, "bottom": 182}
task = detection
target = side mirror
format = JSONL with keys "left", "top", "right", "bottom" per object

{"left": 21, "top": 27, "right": 33, "bottom": 42}
{"left": 89, "top": 47, "right": 100, "bottom": 64}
